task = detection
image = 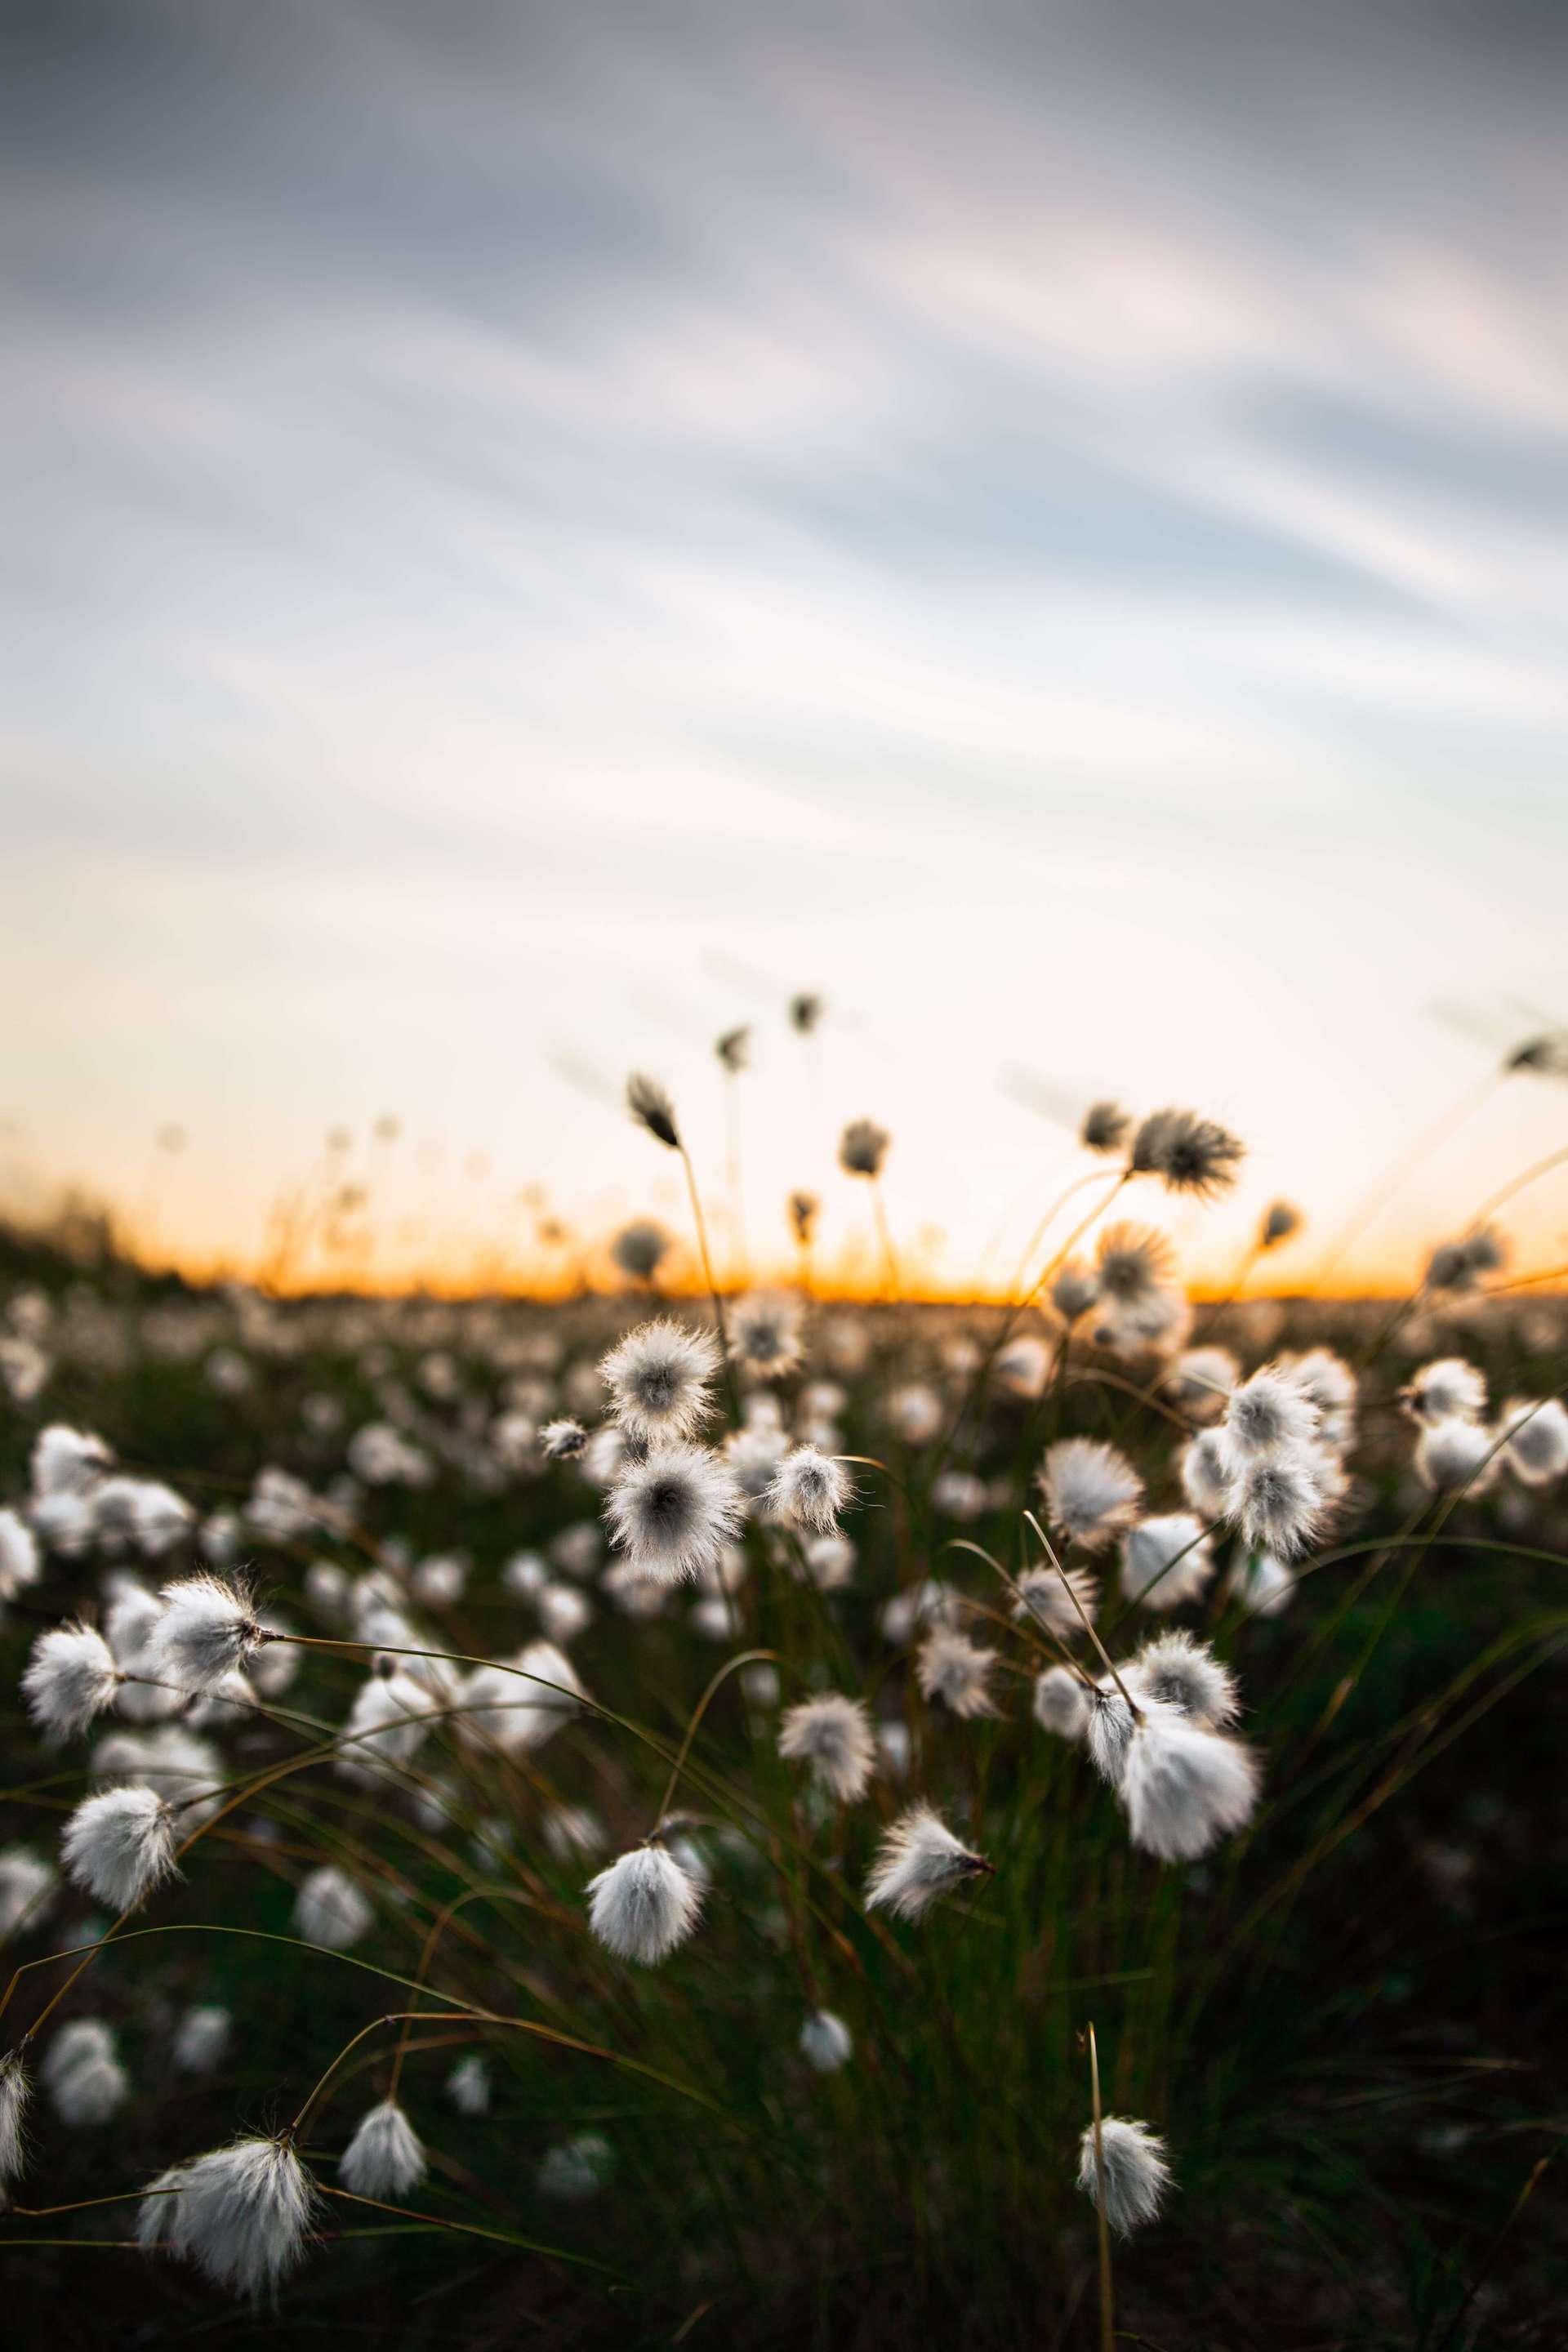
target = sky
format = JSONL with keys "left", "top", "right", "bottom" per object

{"left": 2, "top": 0, "right": 1567, "bottom": 1295}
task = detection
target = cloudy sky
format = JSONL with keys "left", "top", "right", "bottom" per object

{"left": 3, "top": 0, "right": 1566, "bottom": 1291}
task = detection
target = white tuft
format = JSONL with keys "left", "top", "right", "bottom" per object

{"left": 61, "top": 1784, "right": 180, "bottom": 1912}
{"left": 777, "top": 1694, "right": 875, "bottom": 1802}
{"left": 586, "top": 1843, "right": 703, "bottom": 1965}
{"left": 339, "top": 2100, "right": 427, "bottom": 2199}
{"left": 799, "top": 2010, "right": 853, "bottom": 2072}
{"left": 1076, "top": 2115, "right": 1172, "bottom": 2234}
{"left": 864, "top": 1803, "right": 990, "bottom": 1922}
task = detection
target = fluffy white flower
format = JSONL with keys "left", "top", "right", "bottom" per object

{"left": 1499, "top": 1396, "right": 1568, "bottom": 1487}
{"left": 885, "top": 1383, "right": 942, "bottom": 1445}
{"left": 140, "top": 2135, "right": 318, "bottom": 2294}
{"left": 1013, "top": 1564, "right": 1099, "bottom": 1638}
{"left": 1179, "top": 1428, "right": 1234, "bottom": 1520}
{"left": 1076, "top": 2116, "right": 1171, "bottom": 2235}
{"left": 340, "top": 2100, "right": 426, "bottom": 2199}
{"left": 1225, "top": 1548, "right": 1296, "bottom": 1619}
{"left": 865, "top": 1804, "right": 991, "bottom": 1922}
{"left": 1040, "top": 1440, "right": 1143, "bottom": 1552}
{"left": 1033, "top": 1666, "right": 1091, "bottom": 1742}
{"left": 42, "top": 2018, "right": 128, "bottom": 2126}
{"left": 456, "top": 1642, "right": 584, "bottom": 1756}
{"left": 173, "top": 2006, "right": 232, "bottom": 2073}
{"left": 537, "top": 2129, "right": 614, "bottom": 2199}
{"left": 31, "top": 1423, "right": 110, "bottom": 1498}
{"left": 1219, "top": 1365, "right": 1321, "bottom": 1468}
{"left": 0, "top": 1846, "right": 56, "bottom": 1940}
{"left": 1163, "top": 1348, "right": 1238, "bottom": 1423}
{"left": 586, "top": 1843, "right": 703, "bottom": 1965}
{"left": 799, "top": 2010, "right": 853, "bottom": 2072}
{"left": 604, "top": 1444, "right": 746, "bottom": 1585}
{"left": 1228, "top": 1448, "right": 1329, "bottom": 1557}
{"left": 0, "top": 1508, "right": 40, "bottom": 1600}
{"left": 1415, "top": 1418, "right": 1500, "bottom": 1497}
{"left": 766, "top": 1445, "right": 850, "bottom": 1533}
{"left": 600, "top": 1319, "right": 719, "bottom": 1442}
{"left": 728, "top": 1293, "right": 804, "bottom": 1379}
{"left": 777, "top": 1694, "right": 875, "bottom": 1802}
{"left": 447, "top": 2055, "right": 490, "bottom": 2115}
{"left": 1404, "top": 1357, "right": 1487, "bottom": 1426}
{"left": 147, "top": 1575, "right": 267, "bottom": 1695}
{"left": 916, "top": 1628, "right": 998, "bottom": 1718}
{"left": 293, "top": 1865, "right": 375, "bottom": 1949}
{"left": 22, "top": 1621, "right": 121, "bottom": 1738}
{"left": 61, "top": 1784, "right": 180, "bottom": 1912}
{"left": 1122, "top": 1713, "right": 1259, "bottom": 1861}
{"left": 1126, "top": 1630, "right": 1238, "bottom": 1729}
{"left": 1119, "top": 1515, "right": 1214, "bottom": 1611}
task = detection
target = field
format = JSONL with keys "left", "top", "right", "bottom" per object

{"left": 1, "top": 1125, "right": 1566, "bottom": 2351}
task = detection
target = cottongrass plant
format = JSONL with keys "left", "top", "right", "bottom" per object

{"left": 1, "top": 1078, "right": 1565, "bottom": 2345}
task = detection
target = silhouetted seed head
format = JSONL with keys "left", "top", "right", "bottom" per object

{"left": 916, "top": 1627, "right": 998, "bottom": 1718}
{"left": 1050, "top": 1261, "right": 1101, "bottom": 1321}
{"left": 541, "top": 1418, "right": 588, "bottom": 1460}
{"left": 1128, "top": 1629, "right": 1238, "bottom": 1728}
{"left": 728, "top": 1293, "right": 804, "bottom": 1379}
{"left": 600, "top": 1320, "right": 720, "bottom": 1443}
{"left": 1424, "top": 1225, "right": 1505, "bottom": 1293}
{"left": 1402, "top": 1357, "right": 1487, "bottom": 1425}
{"left": 790, "top": 991, "right": 824, "bottom": 1035}
{"left": 839, "top": 1119, "right": 890, "bottom": 1178}
{"left": 1040, "top": 1438, "right": 1143, "bottom": 1551}
{"left": 1094, "top": 1223, "right": 1176, "bottom": 1304}
{"left": 61, "top": 1784, "right": 180, "bottom": 1912}
{"left": 1033, "top": 1665, "right": 1091, "bottom": 1742}
{"left": 1013, "top": 1564, "right": 1099, "bottom": 1638}
{"left": 0, "top": 2051, "right": 29, "bottom": 2189}
{"left": 610, "top": 1219, "right": 669, "bottom": 1282}
{"left": 1507, "top": 1033, "right": 1568, "bottom": 1076}
{"left": 789, "top": 1191, "right": 818, "bottom": 1245}
{"left": 777, "top": 1694, "right": 875, "bottom": 1802}
{"left": 140, "top": 2135, "right": 318, "bottom": 2295}
{"left": 1499, "top": 1396, "right": 1568, "bottom": 1487}
{"left": 586, "top": 1842, "right": 703, "bottom": 1964}
{"left": 148, "top": 1575, "right": 267, "bottom": 1695}
{"left": 1164, "top": 1347, "right": 1239, "bottom": 1423}
{"left": 1260, "top": 1199, "right": 1302, "bottom": 1248}
{"left": 626, "top": 1072, "right": 679, "bottom": 1150}
{"left": 1076, "top": 2116, "right": 1171, "bottom": 2235}
{"left": 605, "top": 1444, "right": 746, "bottom": 1584}
{"left": 1120, "top": 1514, "right": 1215, "bottom": 1611}
{"left": 1219, "top": 1365, "right": 1321, "bottom": 1468}
{"left": 22, "top": 1622, "right": 121, "bottom": 1738}
{"left": 1415, "top": 1418, "right": 1501, "bottom": 1497}
{"left": 1080, "top": 1101, "right": 1131, "bottom": 1153}
{"left": 1123, "top": 1713, "right": 1259, "bottom": 1860}
{"left": 799, "top": 2010, "right": 853, "bottom": 2072}
{"left": 1231, "top": 1449, "right": 1328, "bottom": 1556}
{"left": 1130, "top": 1107, "right": 1245, "bottom": 1199}
{"left": 715, "top": 1026, "right": 751, "bottom": 1074}
{"left": 767, "top": 1444, "right": 849, "bottom": 1532}
{"left": 340, "top": 2100, "right": 426, "bottom": 2200}
{"left": 865, "top": 1804, "right": 991, "bottom": 1922}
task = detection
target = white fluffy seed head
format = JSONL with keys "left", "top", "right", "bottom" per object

{"left": 42, "top": 2018, "right": 128, "bottom": 2127}
{"left": 864, "top": 1804, "right": 991, "bottom": 1922}
{"left": 293, "top": 1865, "right": 375, "bottom": 1950}
{"left": 728, "top": 1293, "right": 804, "bottom": 1378}
{"left": 1076, "top": 2116, "right": 1172, "bottom": 2235}
{"left": 1415, "top": 1418, "right": 1501, "bottom": 1497}
{"left": 339, "top": 2100, "right": 426, "bottom": 2199}
{"left": 22, "top": 1622, "right": 121, "bottom": 1739}
{"left": 1119, "top": 1515, "right": 1214, "bottom": 1610}
{"left": 0, "top": 2051, "right": 29, "bottom": 2187}
{"left": 915, "top": 1627, "right": 998, "bottom": 1718}
{"left": 604, "top": 1444, "right": 746, "bottom": 1585}
{"left": 777, "top": 1694, "right": 875, "bottom": 1802}
{"left": 1084, "top": 1682, "right": 1147, "bottom": 1787}
{"left": 0, "top": 1846, "right": 56, "bottom": 1940}
{"left": 0, "top": 1509, "right": 40, "bottom": 1601}
{"left": 799, "top": 2010, "right": 854, "bottom": 2072}
{"left": 599, "top": 1320, "right": 719, "bottom": 1442}
{"left": 1013, "top": 1565, "right": 1099, "bottom": 1640}
{"left": 172, "top": 2006, "right": 232, "bottom": 2074}
{"left": 1122, "top": 1714, "right": 1260, "bottom": 1861}
{"left": 1499, "top": 1396, "right": 1568, "bottom": 1487}
{"left": 1229, "top": 1448, "right": 1329, "bottom": 1557}
{"left": 1163, "top": 1348, "right": 1239, "bottom": 1423}
{"left": 766, "top": 1445, "right": 850, "bottom": 1532}
{"left": 447, "top": 2055, "right": 490, "bottom": 2115}
{"left": 1040, "top": 1439, "right": 1143, "bottom": 1552}
{"left": 142, "top": 2135, "right": 318, "bottom": 2295}
{"left": 1219, "top": 1365, "right": 1321, "bottom": 1468}
{"left": 537, "top": 2129, "right": 615, "bottom": 2200}
{"left": 147, "top": 1575, "right": 266, "bottom": 1695}
{"left": 1179, "top": 1428, "right": 1234, "bottom": 1520}
{"left": 586, "top": 1843, "right": 703, "bottom": 1965}
{"left": 1032, "top": 1666, "right": 1091, "bottom": 1742}
{"left": 1403, "top": 1357, "right": 1487, "bottom": 1426}
{"left": 1127, "top": 1630, "right": 1239, "bottom": 1729}
{"left": 61, "top": 1784, "right": 180, "bottom": 1912}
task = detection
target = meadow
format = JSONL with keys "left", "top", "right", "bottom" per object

{"left": 0, "top": 1086, "right": 1565, "bottom": 2350}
